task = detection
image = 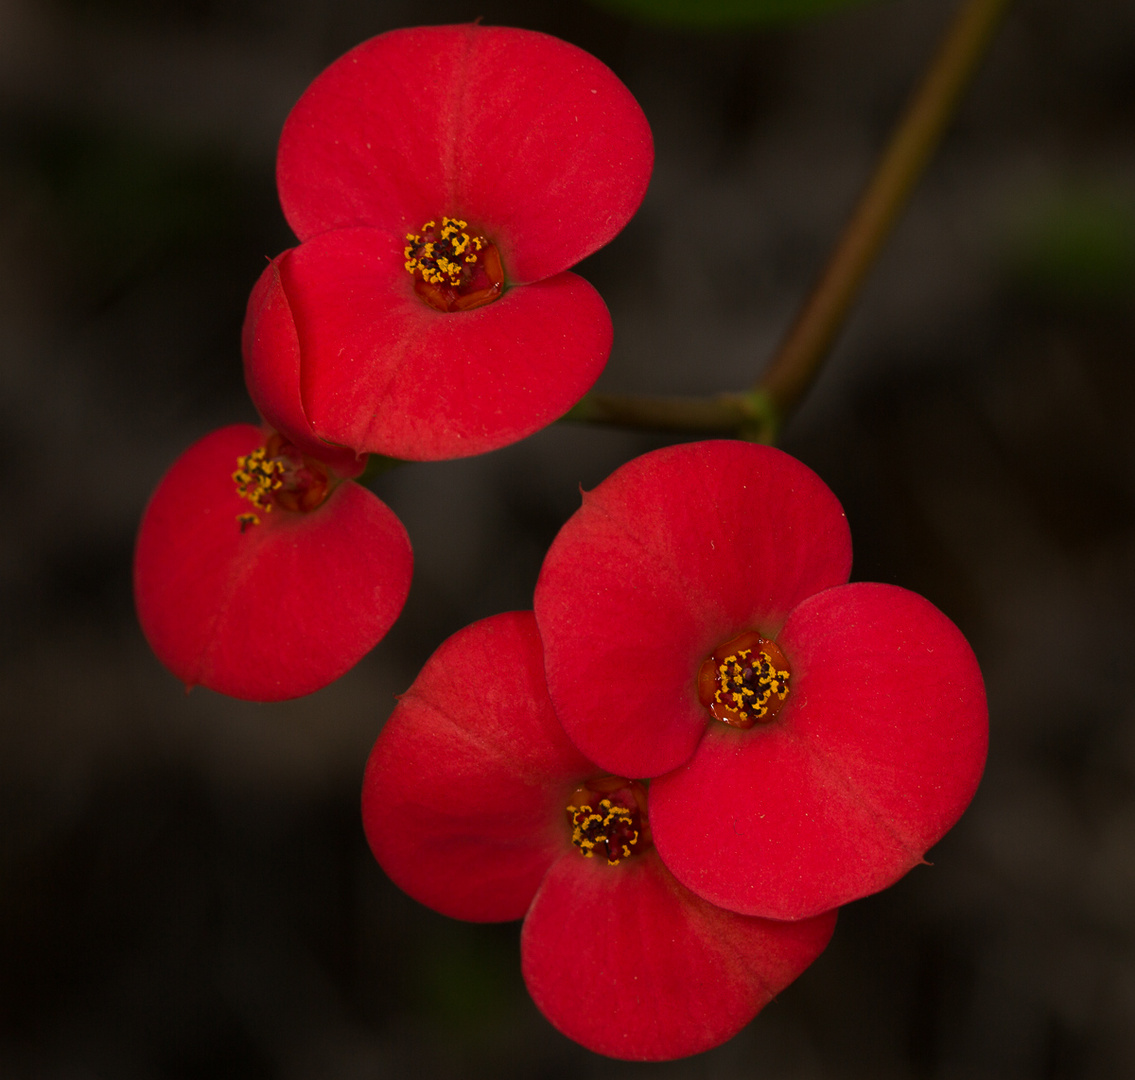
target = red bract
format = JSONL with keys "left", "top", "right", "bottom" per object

{"left": 534, "top": 441, "right": 988, "bottom": 922}
{"left": 134, "top": 424, "right": 412, "bottom": 702}
{"left": 245, "top": 24, "right": 653, "bottom": 461}
{"left": 362, "top": 612, "right": 836, "bottom": 1062}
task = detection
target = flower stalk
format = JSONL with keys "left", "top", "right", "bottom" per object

{"left": 563, "top": 389, "right": 776, "bottom": 439}
{"left": 567, "top": 0, "right": 1013, "bottom": 443}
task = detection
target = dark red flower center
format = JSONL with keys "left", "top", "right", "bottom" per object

{"left": 232, "top": 433, "right": 332, "bottom": 531}
{"left": 404, "top": 216, "right": 504, "bottom": 313}
{"left": 697, "top": 631, "right": 791, "bottom": 729}
{"left": 566, "top": 776, "right": 650, "bottom": 866}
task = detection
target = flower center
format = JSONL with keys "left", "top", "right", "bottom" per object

{"left": 404, "top": 217, "right": 504, "bottom": 313}
{"left": 566, "top": 776, "right": 650, "bottom": 866}
{"left": 697, "top": 630, "right": 791, "bottom": 729}
{"left": 232, "top": 433, "right": 332, "bottom": 531}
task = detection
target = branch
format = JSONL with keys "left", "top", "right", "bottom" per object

{"left": 566, "top": 0, "right": 1013, "bottom": 441}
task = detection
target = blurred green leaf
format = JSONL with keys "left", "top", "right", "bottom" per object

{"left": 588, "top": 0, "right": 885, "bottom": 27}
{"left": 1007, "top": 188, "right": 1135, "bottom": 307}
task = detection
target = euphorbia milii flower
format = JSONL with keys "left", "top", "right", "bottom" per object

{"left": 362, "top": 611, "right": 835, "bottom": 1061}
{"left": 533, "top": 441, "right": 988, "bottom": 922}
{"left": 244, "top": 23, "right": 653, "bottom": 462}
{"left": 134, "top": 424, "right": 412, "bottom": 701}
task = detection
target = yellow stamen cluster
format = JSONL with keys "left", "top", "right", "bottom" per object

{"left": 232, "top": 448, "right": 284, "bottom": 529}
{"left": 404, "top": 217, "right": 486, "bottom": 286}
{"left": 715, "top": 648, "right": 790, "bottom": 724}
{"left": 567, "top": 798, "right": 639, "bottom": 865}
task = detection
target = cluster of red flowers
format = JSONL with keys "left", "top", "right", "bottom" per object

{"left": 134, "top": 24, "right": 652, "bottom": 700}
{"left": 363, "top": 440, "right": 987, "bottom": 1059}
{"left": 134, "top": 25, "right": 988, "bottom": 1063}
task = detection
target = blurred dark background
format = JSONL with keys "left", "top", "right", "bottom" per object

{"left": 3, "top": 0, "right": 1135, "bottom": 1075}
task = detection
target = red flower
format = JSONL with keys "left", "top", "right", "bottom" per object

{"left": 362, "top": 611, "right": 836, "bottom": 1062}
{"left": 533, "top": 441, "right": 988, "bottom": 922}
{"left": 244, "top": 24, "right": 653, "bottom": 462}
{"left": 134, "top": 424, "right": 412, "bottom": 701}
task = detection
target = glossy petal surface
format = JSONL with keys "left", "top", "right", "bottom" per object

{"left": 277, "top": 25, "right": 653, "bottom": 284}
{"left": 134, "top": 425, "right": 412, "bottom": 701}
{"left": 363, "top": 612, "right": 595, "bottom": 922}
{"left": 650, "top": 582, "right": 989, "bottom": 920}
{"left": 534, "top": 441, "right": 852, "bottom": 778}
{"left": 246, "top": 231, "right": 611, "bottom": 460}
{"left": 522, "top": 849, "right": 836, "bottom": 1061}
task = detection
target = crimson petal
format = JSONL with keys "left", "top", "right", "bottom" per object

{"left": 522, "top": 849, "right": 836, "bottom": 1061}
{"left": 534, "top": 441, "right": 852, "bottom": 778}
{"left": 650, "top": 582, "right": 988, "bottom": 921}
{"left": 242, "top": 257, "right": 364, "bottom": 476}
{"left": 277, "top": 25, "right": 653, "bottom": 285}
{"left": 245, "top": 230, "right": 612, "bottom": 461}
{"left": 134, "top": 425, "right": 412, "bottom": 701}
{"left": 362, "top": 612, "right": 596, "bottom": 922}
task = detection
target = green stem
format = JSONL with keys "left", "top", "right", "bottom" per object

{"left": 757, "top": 0, "right": 1012, "bottom": 420}
{"left": 565, "top": 0, "right": 1012, "bottom": 442}
{"left": 563, "top": 390, "right": 776, "bottom": 439}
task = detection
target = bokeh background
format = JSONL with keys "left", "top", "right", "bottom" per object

{"left": 3, "top": 0, "right": 1135, "bottom": 1075}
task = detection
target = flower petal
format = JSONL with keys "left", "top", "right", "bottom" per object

{"left": 242, "top": 256, "right": 365, "bottom": 477}
{"left": 277, "top": 25, "right": 653, "bottom": 284}
{"left": 134, "top": 425, "right": 412, "bottom": 702}
{"left": 650, "top": 582, "right": 988, "bottom": 920}
{"left": 245, "top": 229, "right": 611, "bottom": 461}
{"left": 362, "top": 612, "right": 597, "bottom": 923}
{"left": 521, "top": 848, "right": 837, "bottom": 1061}
{"left": 534, "top": 441, "right": 852, "bottom": 779}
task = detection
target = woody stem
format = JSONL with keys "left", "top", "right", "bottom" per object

{"left": 565, "top": 0, "right": 1013, "bottom": 442}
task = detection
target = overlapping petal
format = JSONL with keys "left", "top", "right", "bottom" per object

{"left": 533, "top": 439, "right": 987, "bottom": 921}
{"left": 276, "top": 25, "right": 654, "bottom": 284}
{"left": 245, "top": 231, "right": 612, "bottom": 461}
{"left": 362, "top": 611, "right": 594, "bottom": 922}
{"left": 523, "top": 851, "right": 835, "bottom": 1061}
{"left": 650, "top": 582, "right": 989, "bottom": 921}
{"left": 362, "top": 611, "right": 835, "bottom": 1060}
{"left": 134, "top": 424, "right": 412, "bottom": 701}
{"left": 241, "top": 260, "right": 364, "bottom": 476}
{"left": 534, "top": 441, "right": 852, "bottom": 778}
{"left": 245, "top": 23, "right": 652, "bottom": 462}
